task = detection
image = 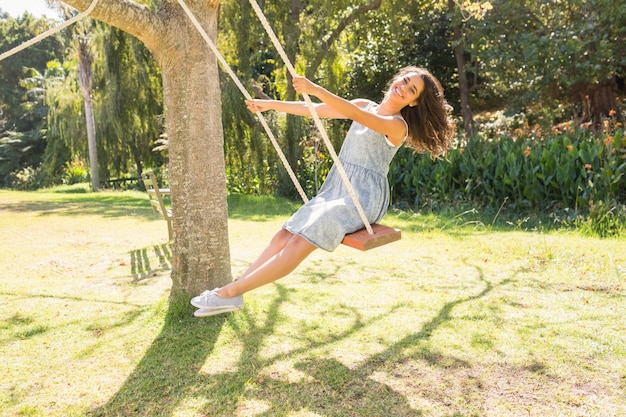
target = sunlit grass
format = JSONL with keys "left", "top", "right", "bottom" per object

{"left": 0, "top": 188, "right": 625, "bottom": 416}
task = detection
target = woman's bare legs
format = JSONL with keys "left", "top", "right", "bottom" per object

{"left": 217, "top": 229, "right": 316, "bottom": 298}
{"left": 236, "top": 228, "right": 294, "bottom": 280}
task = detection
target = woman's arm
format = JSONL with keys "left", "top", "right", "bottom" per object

{"left": 245, "top": 99, "right": 351, "bottom": 119}
{"left": 293, "top": 76, "right": 407, "bottom": 146}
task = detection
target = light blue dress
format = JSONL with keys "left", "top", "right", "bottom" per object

{"left": 283, "top": 101, "right": 406, "bottom": 251}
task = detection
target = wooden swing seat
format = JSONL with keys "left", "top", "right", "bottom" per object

{"left": 342, "top": 223, "right": 401, "bottom": 251}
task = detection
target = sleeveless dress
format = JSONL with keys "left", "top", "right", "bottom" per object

{"left": 283, "top": 101, "right": 406, "bottom": 251}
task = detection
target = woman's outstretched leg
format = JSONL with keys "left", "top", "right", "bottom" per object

{"left": 236, "top": 228, "right": 294, "bottom": 281}
{"left": 190, "top": 230, "right": 316, "bottom": 312}
{"left": 218, "top": 232, "right": 316, "bottom": 297}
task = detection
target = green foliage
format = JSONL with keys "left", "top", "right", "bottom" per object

{"left": 93, "top": 22, "right": 165, "bottom": 179}
{"left": 347, "top": 7, "right": 457, "bottom": 106}
{"left": 218, "top": 0, "right": 394, "bottom": 197}
{"left": 297, "top": 137, "right": 333, "bottom": 197}
{"left": 575, "top": 199, "right": 626, "bottom": 238}
{"left": 0, "top": 13, "right": 63, "bottom": 127}
{"left": 62, "top": 159, "right": 89, "bottom": 185}
{"left": 221, "top": 77, "right": 279, "bottom": 196}
{"left": 0, "top": 65, "right": 56, "bottom": 187}
{"left": 390, "top": 125, "right": 626, "bottom": 236}
{"left": 472, "top": 0, "right": 626, "bottom": 113}
{"left": 44, "top": 20, "right": 165, "bottom": 187}
{"left": 8, "top": 164, "right": 46, "bottom": 190}
{"left": 0, "top": 129, "right": 46, "bottom": 187}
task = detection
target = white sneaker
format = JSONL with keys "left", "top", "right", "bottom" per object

{"left": 193, "top": 307, "right": 240, "bottom": 317}
{"left": 190, "top": 289, "right": 244, "bottom": 310}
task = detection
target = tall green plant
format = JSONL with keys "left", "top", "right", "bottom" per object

{"left": 390, "top": 129, "right": 626, "bottom": 218}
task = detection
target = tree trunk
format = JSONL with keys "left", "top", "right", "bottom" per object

{"left": 83, "top": 94, "right": 99, "bottom": 190}
{"left": 160, "top": 31, "right": 232, "bottom": 297}
{"left": 572, "top": 77, "right": 620, "bottom": 127}
{"left": 448, "top": 0, "right": 475, "bottom": 139}
{"left": 61, "top": 0, "right": 231, "bottom": 298}
{"left": 77, "top": 36, "right": 99, "bottom": 191}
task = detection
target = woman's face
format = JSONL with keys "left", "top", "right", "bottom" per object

{"left": 387, "top": 72, "right": 425, "bottom": 107}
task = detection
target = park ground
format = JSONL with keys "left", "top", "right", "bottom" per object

{"left": 0, "top": 186, "right": 625, "bottom": 417}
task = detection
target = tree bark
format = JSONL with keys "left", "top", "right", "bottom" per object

{"left": 572, "top": 77, "right": 620, "bottom": 127}
{"left": 61, "top": 0, "right": 231, "bottom": 297}
{"left": 83, "top": 93, "right": 99, "bottom": 190}
{"left": 448, "top": 0, "right": 475, "bottom": 139}
{"left": 77, "top": 36, "right": 99, "bottom": 191}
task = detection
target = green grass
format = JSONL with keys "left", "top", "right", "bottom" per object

{"left": 1, "top": 187, "right": 625, "bottom": 417}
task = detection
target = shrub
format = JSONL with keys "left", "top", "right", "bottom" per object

{"left": 62, "top": 160, "right": 89, "bottom": 185}
{"left": 9, "top": 165, "right": 46, "bottom": 190}
{"left": 390, "top": 127, "right": 626, "bottom": 221}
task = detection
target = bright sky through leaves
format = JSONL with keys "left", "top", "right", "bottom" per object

{"left": 0, "top": 0, "right": 56, "bottom": 18}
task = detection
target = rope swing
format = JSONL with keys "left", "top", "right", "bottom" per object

{"left": 177, "top": 0, "right": 401, "bottom": 250}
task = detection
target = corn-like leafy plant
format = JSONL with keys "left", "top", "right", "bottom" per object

{"left": 390, "top": 128, "right": 626, "bottom": 235}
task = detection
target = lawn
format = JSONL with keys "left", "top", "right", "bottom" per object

{"left": 0, "top": 186, "right": 625, "bottom": 417}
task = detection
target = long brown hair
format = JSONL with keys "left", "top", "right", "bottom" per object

{"left": 384, "top": 66, "right": 455, "bottom": 156}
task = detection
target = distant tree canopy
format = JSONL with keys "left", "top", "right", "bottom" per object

{"left": 472, "top": 0, "right": 626, "bottom": 124}
{"left": 0, "top": 9, "right": 165, "bottom": 188}
{"left": 0, "top": 11, "right": 63, "bottom": 127}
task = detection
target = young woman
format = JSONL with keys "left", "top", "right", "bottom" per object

{"left": 191, "top": 66, "right": 455, "bottom": 316}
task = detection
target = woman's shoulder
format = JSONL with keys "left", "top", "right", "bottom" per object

{"left": 350, "top": 98, "right": 377, "bottom": 109}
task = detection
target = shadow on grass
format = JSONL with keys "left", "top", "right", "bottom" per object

{"left": 1, "top": 192, "right": 299, "bottom": 222}
{"left": 89, "top": 303, "right": 229, "bottom": 417}
{"left": 87, "top": 260, "right": 525, "bottom": 416}
{"left": 1, "top": 194, "right": 157, "bottom": 219}
{"left": 130, "top": 244, "right": 172, "bottom": 282}
{"left": 0, "top": 292, "right": 150, "bottom": 348}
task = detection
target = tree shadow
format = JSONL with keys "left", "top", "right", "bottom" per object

{"left": 1, "top": 195, "right": 156, "bottom": 219}
{"left": 88, "top": 261, "right": 520, "bottom": 416}
{"left": 89, "top": 304, "right": 229, "bottom": 416}
{"left": 235, "top": 262, "right": 518, "bottom": 417}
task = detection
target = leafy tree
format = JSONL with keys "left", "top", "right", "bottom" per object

{"left": 93, "top": 23, "right": 164, "bottom": 180}
{"left": 336, "top": 0, "right": 491, "bottom": 139}
{"left": 46, "top": 18, "right": 164, "bottom": 185}
{"left": 0, "top": 12, "right": 63, "bottom": 130}
{"left": 219, "top": 0, "right": 385, "bottom": 197}
{"left": 347, "top": 6, "right": 457, "bottom": 107}
{"left": 0, "top": 12, "right": 64, "bottom": 185}
{"left": 46, "top": 59, "right": 88, "bottom": 170}
{"left": 472, "top": 0, "right": 626, "bottom": 125}
{"left": 0, "top": 68, "right": 53, "bottom": 187}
